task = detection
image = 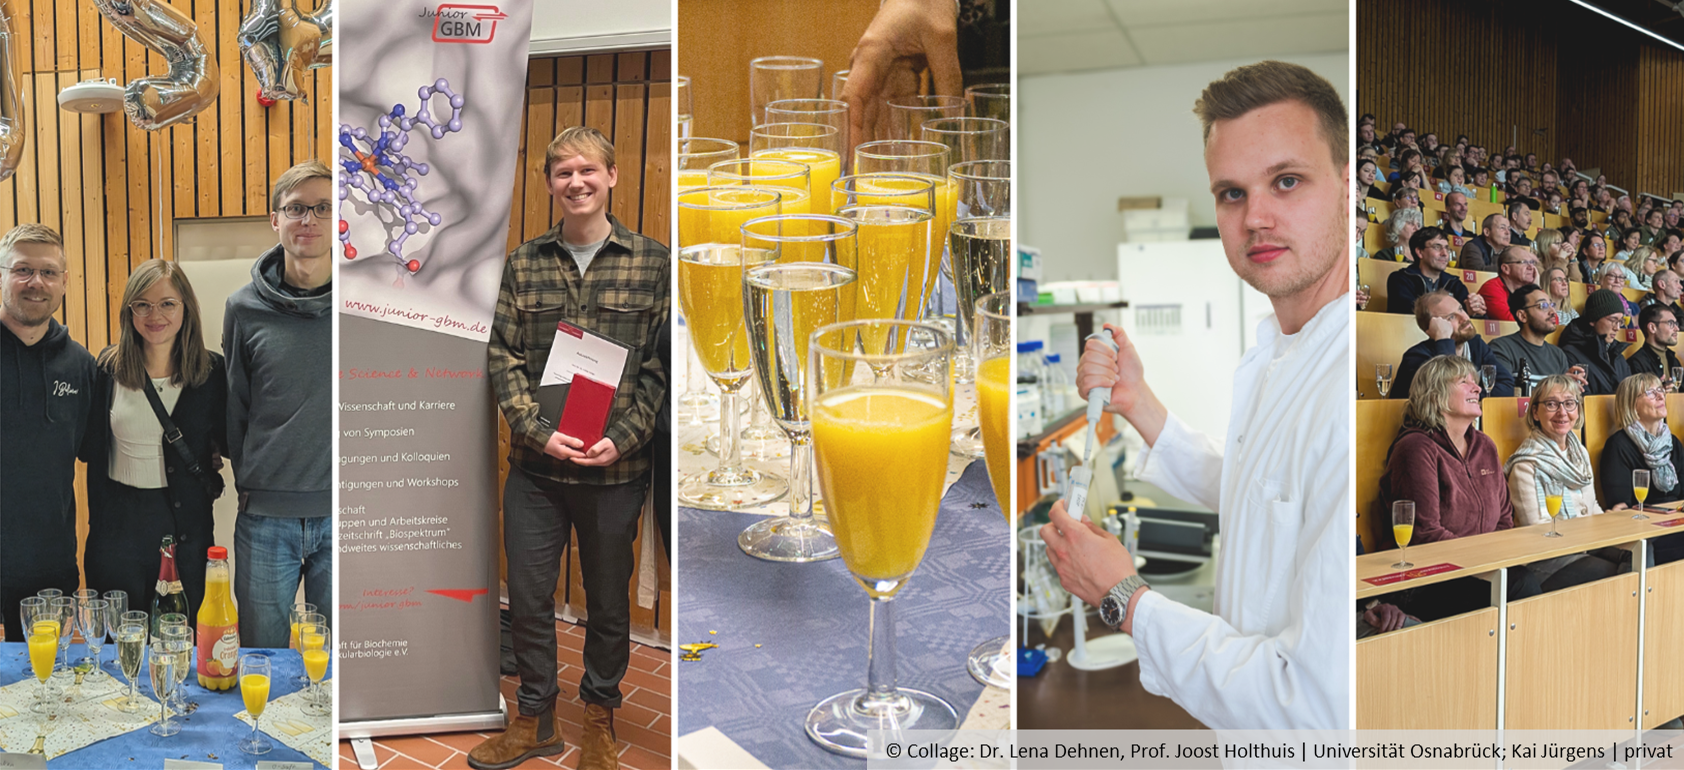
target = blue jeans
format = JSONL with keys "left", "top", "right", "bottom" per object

{"left": 235, "top": 513, "right": 331, "bottom": 648}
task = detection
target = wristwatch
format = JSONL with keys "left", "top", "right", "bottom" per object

{"left": 1098, "top": 575, "right": 1150, "bottom": 630}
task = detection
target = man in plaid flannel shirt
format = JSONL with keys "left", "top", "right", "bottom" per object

{"left": 471, "top": 127, "right": 668, "bottom": 770}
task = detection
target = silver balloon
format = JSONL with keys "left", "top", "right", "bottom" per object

{"left": 238, "top": 0, "right": 331, "bottom": 102}
{"left": 91, "top": 0, "right": 220, "bottom": 131}
{"left": 0, "top": 0, "right": 24, "bottom": 181}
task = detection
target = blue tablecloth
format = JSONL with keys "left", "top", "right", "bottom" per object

{"left": 676, "top": 459, "right": 1010, "bottom": 768}
{"left": 1, "top": 643, "right": 327, "bottom": 769}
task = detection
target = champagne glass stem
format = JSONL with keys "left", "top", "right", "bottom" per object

{"left": 864, "top": 595, "right": 897, "bottom": 704}
{"left": 1552, "top": 511, "right": 1559, "bottom": 537}
{"left": 717, "top": 389, "right": 744, "bottom": 474}
{"left": 789, "top": 434, "right": 814, "bottom": 523}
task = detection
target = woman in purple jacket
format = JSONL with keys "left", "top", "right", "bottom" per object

{"left": 1377, "top": 355, "right": 1541, "bottom": 621}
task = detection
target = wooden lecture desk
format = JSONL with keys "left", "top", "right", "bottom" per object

{"left": 1356, "top": 504, "right": 1684, "bottom": 731}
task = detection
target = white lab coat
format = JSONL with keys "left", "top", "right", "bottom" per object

{"left": 1130, "top": 294, "right": 1353, "bottom": 730}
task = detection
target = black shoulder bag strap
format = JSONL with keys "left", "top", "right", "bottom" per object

{"left": 141, "top": 379, "right": 220, "bottom": 497}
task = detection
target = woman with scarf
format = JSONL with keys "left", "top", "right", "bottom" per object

{"left": 1504, "top": 376, "right": 1629, "bottom": 590}
{"left": 1599, "top": 373, "right": 1684, "bottom": 566}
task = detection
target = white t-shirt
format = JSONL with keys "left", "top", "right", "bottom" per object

{"left": 564, "top": 237, "right": 607, "bottom": 276}
{"left": 109, "top": 377, "right": 182, "bottom": 489}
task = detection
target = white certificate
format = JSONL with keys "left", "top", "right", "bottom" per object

{"left": 539, "top": 321, "right": 631, "bottom": 388}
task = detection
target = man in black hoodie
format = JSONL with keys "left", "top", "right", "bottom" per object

{"left": 224, "top": 160, "right": 334, "bottom": 648}
{"left": 1559, "top": 288, "right": 1634, "bottom": 395}
{"left": 0, "top": 224, "right": 95, "bottom": 640}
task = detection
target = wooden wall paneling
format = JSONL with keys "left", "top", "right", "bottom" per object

{"left": 676, "top": 0, "right": 877, "bottom": 145}
{"left": 78, "top": 106, "right": 106, "bottom": 353}
{"left": 218, "top": 0, "right": 240, "bottom": 216}
{"left": 15, "top": 77, "right": 34, "bottom": 225}
{"left": 1636, "top": 46, "right": 1684, "bottom": 196}
{"left": 643, "top": 76, "right": 671, "bottom": 245}
{"left": 551, "top": 60, "right": 585, "bottom": 229}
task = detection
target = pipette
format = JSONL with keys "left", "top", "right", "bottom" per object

{"left": 1063, "top": 330, "right": 1117, "bottom": 522}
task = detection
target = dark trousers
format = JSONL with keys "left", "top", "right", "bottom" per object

{"left": 1, "top": 566, "right": 78, "bottom": 642}
{"left": 503, "top": 466, "right": 646, "bottom": 715}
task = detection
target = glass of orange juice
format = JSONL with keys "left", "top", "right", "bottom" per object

{"left": 805, "top": 319, "right": 958, "bottom": 757}
{"left": 965, "top": 293, "right": 1014, "bottom": 689}
{"left": 239, "top": 654, "right": 273, "bottom": 755}
{"left": 1392, "top": 500, "right": 1416, "bottom": 570}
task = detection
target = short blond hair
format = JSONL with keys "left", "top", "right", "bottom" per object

{"left": 270, "top": 160, "right": 332, "bottom": 211}
{"left": 542, "top": 126, "right": 615, "bottom": 178}
{"left": 0, "top": 224, "right": 65, "bottom": 265}
{"left": 1527, "top": 375, "right": 1585, "bottom": 434}
{"left": 1614, "top": 372, "right": 1665, "bottom": 428}
{"left": 1405, "top": 355, "right": 1478, "bottom": 431}
{"left": 1193, "top": 60, "right": 1347, "bottom": 166}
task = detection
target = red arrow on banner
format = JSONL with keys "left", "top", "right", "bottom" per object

{"left": 428, "top": 588, "right": 489, "bottom": 603}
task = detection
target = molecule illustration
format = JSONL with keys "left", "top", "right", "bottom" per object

{"left": 338, "top": 79, "right": 465, "bottom": 273}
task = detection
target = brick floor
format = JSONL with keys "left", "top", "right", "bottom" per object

{"left": 337, "top": 616, "right": 671, "bottom": 770}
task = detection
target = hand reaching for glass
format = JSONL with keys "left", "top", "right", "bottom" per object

{"left": 840, "top": 0, "right": 962, "bottom": 154}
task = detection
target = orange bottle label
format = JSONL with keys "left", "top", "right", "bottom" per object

{"left": 197, "top": 624, "right": 239, "bottom": 677}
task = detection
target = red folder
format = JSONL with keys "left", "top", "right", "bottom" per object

{"left": 556, "top": 374, "right": 616, "bottom": 448}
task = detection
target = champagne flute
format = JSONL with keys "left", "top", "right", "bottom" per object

{"left": 677, "top": 241, "right": 788, "bottom": 509}
{"left": 289, "top": 602, "right": 318, "bottom": 650}
{"left": 149, "top": 637, "right": 181, "bottom": 737}
{"left": 749, "top": 56, "right": 823, "bottom": 128}
{"left": 964, "top": 83, "right": 1010, "bottom": 122}
{"left": 25, "top": 601, "right": 58, "bottom": 714}
{"left": 1543, "top": 481, "right": 1564, "bottom": 538}
{"left": 79, "top": 597, "right": 108, "bottom": 681}
{"left": 947, "top": 158, "right": 1012, "bottom": 413}
{"left": 17, "top": 596, "right": 45, "bottom": 677}
{"left": 805, "top": 319, "right": 958, "bottom": 756}
{"left": 1633, "top": 469, "right": 1651, "bottom": 519}
{"left": 830, "top": 69, "right": 849, "bottom": 100}
{"left": 831, "top": 174, "right": 939, "bottom": 325}
{"left": 764, "top": 98, "right": 850, "bottom": 172}
{"left": 300, "top": 622, "right": 332, "bottom": 717}
{"left": 1391, "top": 501, "right": 1416, "bottom": 570}
{"left": 750, "top": 123, "right": 843, "bottom": 216}
{"left": 678, "top": 137, "right": 738, "bottom": 195}
{"left": 239, "top": 654, "right": 274, "bottom": 754}
{"left": 737, "top": 214, "right": 861, "bottom": 562}
{"left": 1672, "top": 366, "right": 1683, "bottom": 392}
{"left": 1479, "top": 365, "right": 1496, "bottom": 396}
{"left": 920, "top": 117, "right": 1010, "bottom": 165}
{"left": 35, "top": 589, "right": 62, "bottom": 680}
{"left": 295, "top": 611, "right": 326, "bottom": 685}
{"left": 1377, "top": 363, "right": 1394, "bottom": 398}
{"left": 116, "top": 622, "right": 147, "bottom": 713}
{"left": 160, "top": 624, "right": 196, "bottom": 715}
{"left": 1358, "top": 282, "right": 1371, "bottom": 310}
{"left": 102, "top": 590, "right": 127, "bottom": 675}
{"left": 675, "top": 75, "right": 692, "bottom": 140}
{"left": 967, "top": 293, "right": 1013, "bottom": 689}
{"left": 853, "top": 141, "right": 957, "bottom": 321}
{"left": 71, "top": 588, "right": 98, "bottom": 669}
{"left": 886, "top": 95, "right": 966, "bottom": 141}
{"left": 49, "top": 597, "right": 75, "bottom": 681}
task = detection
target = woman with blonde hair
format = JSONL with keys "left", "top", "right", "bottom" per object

{"left": 1533, "top": 228, "right": 1573, "bottom": 274}
{"left": 1378, "top": 355, "right": 1540, "bottom": 618}
{"left": 1504, "top": 375, "right": 1628, "bottom": 589}
{"left": 1620, "top": 245, "right": 1662, "bottom": 292}
{"left": 81, "top": 259, "right": 226, "bottom": 621}
{"left": 1545, "top": 266, "right": 1578, "bottom": 327}
{"left": 1600, "top": 373, "right": 1684, "bottom": 511}
{"left": 1373, "top": 207, "right": 1422, "bottom": 262}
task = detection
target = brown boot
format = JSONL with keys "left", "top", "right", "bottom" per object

{"left": 577, "top": 703, "right": 619, "bottom": 770}
{"left": 467, "top": 708, "right": 565, "bottom": 770}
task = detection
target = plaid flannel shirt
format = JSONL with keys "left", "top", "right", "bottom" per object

{"left": 489, "top": 214, "right": 670, "bottom": 485}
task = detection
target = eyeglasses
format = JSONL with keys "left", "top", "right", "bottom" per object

{"left": 1502, "top": 260, "right": 1540, "bottom": 268}
{"left": 4, "top": 265, "right": 64, "bottom": 282}
{"left": 1523, "top": 300, "right": 1556, "bottom": 311}
{"left": 1646, "top": 387, "right": 1669, "bottom": 400}
{"left": 1537, "top": 399, "right": 1579, "bottom": 413}
{"left": 129, "top": 299, "right": 182, "bottom": 318}
{"left": 278, "top": 203, "right": 332, "bottom": 220}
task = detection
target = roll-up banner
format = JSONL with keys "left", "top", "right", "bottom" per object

{"left": 337, "top": 0, "right": 533, "bottom": 737}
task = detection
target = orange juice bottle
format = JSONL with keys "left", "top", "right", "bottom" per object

{"left": 197, "top": 546, "right": 239, "bottom": 690}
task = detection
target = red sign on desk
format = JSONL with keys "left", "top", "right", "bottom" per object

{"left": 1363, "top": 562, "right": 1461, "bottom": 587}
{"left": 1653, "top": 517, "right": 1684, "bottom": 529}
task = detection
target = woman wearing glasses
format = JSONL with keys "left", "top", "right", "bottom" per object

{"left": 81, "top": 259, "right": 226, "bottom": 620}
{"left": 1504, "top": 375, "right": 1629, "bottom": 590}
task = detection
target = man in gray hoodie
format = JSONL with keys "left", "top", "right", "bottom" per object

{"left": 224, "top": 160, "right": 333, "bottom": 648}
